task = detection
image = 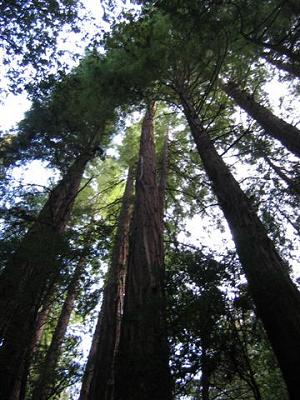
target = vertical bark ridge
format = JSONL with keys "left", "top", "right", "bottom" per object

{"left": 179, "top": 91, "right": 300, "bottom": 400}
{"left": 159, "top": 128, "right": 169, "bottom": 224}
{"left": 80, "top": 166, "right": 135, "bottom": 400}
{"left": 114, "top": 103, "right": 172, "bottom": 400}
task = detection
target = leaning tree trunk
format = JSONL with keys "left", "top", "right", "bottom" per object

{"left": 31, "top": 258, "right": 84, "bottom": 400}
{"left": 0, "top": 148, "right": 96, "bottom": 400}
{"left": 17, "top": 292, "right": 54, "bottom": 400}
{"left": 114, "top": 103, "right": 172, "bottom": 400}
{"left": 179, "top": 90, "right": 300, "bottom": 400}
{"left": 80, "top": 166, "right": 135, "bottom": 400}
{"left": 264, "top": 54, "right": 300, "bottom": 79}
{"left": 221, "top": 81, "right": 300, "bottom": 158}
{"left": 263, "top": 154, "right": 300, "bottom": 197}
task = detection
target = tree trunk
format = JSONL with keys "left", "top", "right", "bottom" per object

{"left": 179, "top": 91, "right": 300, "bottom": 400}
{"left": 200, "top": 345, "right": 210, "bottom": 400}
{"left": 16, "top": 296, "right": 53, "bottom": 400}
{"left": 221, "top": 81, "right": 300, "bottom": 158}
{"left": 31, "top": 258, "right": 84, "bottom": 400}
{"left": 285, "top": 0, "right": 300, "bottom": 15}
{"left": 263, "top": 154, "right": 300, "bottom": 196}
{"left": 159, "top": 129, "right": 169, "bottom": 222}
{"left": 249, "top": 38, "right": 300, "bottom": 64}
{"left": 114, "top": 103, "right": 172, "bottom": 400}
{"left": 80, "top": 166, "right": 135, "bottom": 400}
{"left": 79, "top": 311, "right": 102, "bottom": 400}
{"left": 264, "top": 54, "right": 300, "bottom": 78}
{"left": 0, "top": 148, "right": 96, "bottom": 400}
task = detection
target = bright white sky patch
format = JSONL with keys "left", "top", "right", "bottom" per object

{"left": 0, "top": 93, "right": 31, "bottom": 131}
{"left": 11, "top": 160, "right": 59, "bottom": 187}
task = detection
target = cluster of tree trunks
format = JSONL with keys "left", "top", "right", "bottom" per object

{"left": 0, "top": 147, "right": 98, "bottom": 400}
{"left": 178, "top": 88, "right": 300, "bottom": 400}
{"left": 32, "top": 258, "right": 85, "bottom": 400}
{"left": 80, "top": 165, "right": 135, "bottom": 400}
{"left": 1, "top": 84, "right": 300, "bottom": 400}
{"left": 114, "top": 102, "right": 172, "bottom": 400}
{"left": 80, "top": 104, "right": 172, "bottom": 400}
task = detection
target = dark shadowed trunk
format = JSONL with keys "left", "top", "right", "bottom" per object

{"left": 80, "top": 166, "right": 135, "bottom": 400}
{"left": 249, "top": 38, "right": 300, "bottom": 64}
{"left": 114, "top": 103, "right": 172, "bottom": 400}
{"left": 263, "top": 154, "right": 300, "bottom": 196}
{"left": 79, "top": 310, "right": 102, "bottom": 400}
{"left": 0, "top": 148, "right": 97, "bottom": 400}
{"left": 264, "top": 54, "right": 300, "bottom": 78}
{"left": 179, "top": 91, "right": 300, "bottom": 400}
{"left": 31, "top": 259, "right": 84, "bottom": 400}
{"left": 285, "top": 0, "right": 300, "bottom": 15}
{"left": 16, "top": 294, "right": 54, "bottom": 400}
{"left": 200, "top": 345, "right": 210, "bottom": 400}
{"left": 221, "top": 81, "right": 300, "bottom": 158}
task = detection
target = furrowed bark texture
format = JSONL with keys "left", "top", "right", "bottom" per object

{"left": 32, "top": 259, "right": 84, "bottom": 400}
{"left": 222, "top": 81, "right": 300, "bottom": 158}
{"left": 0, "top": 150, "right": 94, "bottom": 400}
{"left": 159, "top": 129, "right": 169, "bottom": 223}
{"left": 180, "top": 92, "right": 300, "bottom": 400}
{"left": 114, "top": 103, "right": 172, "bottom": 400}
{"left": 81, "top": 166, "right": 134, "bottom": 400}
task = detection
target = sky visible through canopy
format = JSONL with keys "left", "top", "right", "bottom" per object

{"left": 0, "top": 0, "right": 299, "bottom": 272}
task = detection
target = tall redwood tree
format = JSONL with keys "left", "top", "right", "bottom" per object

{"left": 114, "top": 103, "right": 173, "bottom": 400}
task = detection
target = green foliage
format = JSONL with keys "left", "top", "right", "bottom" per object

{"left": 1, "top": 1, "right": 299, "bottom": 398}
{"left": 0, "top": 0, "right": 83, "bottom": 94}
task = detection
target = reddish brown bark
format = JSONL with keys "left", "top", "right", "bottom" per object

{"left": 179, "top": 91, "right": 300, "bottom": 400}
{"left": 159, "top": 129, "right": 169, "bottom": 223}
{"left": 80, "top": 166, "right": 135, "bottom": 400}
{"left": 114, "top": 103, "right": 172, "bottom": 400}
{"left": 221, "top": 81, "right": 300, "bottom": 158}
{"left": 0, "top": 148, "right": 96, "bottom": 400}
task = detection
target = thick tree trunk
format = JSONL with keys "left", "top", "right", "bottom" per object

{"left": 31, "top": 259, "right": 84, "bottom": 400}
{"left": 0, "top": 149, "right": 96, "bottom": 400}
{"left": 250, "top": 38, "right": 300, "bottom": 64}
{"left": 159, "top": 129, "right": 169, "bottom": 222}
{"left": 221, "top": 81, "right": 300, "bottom": 158}
{"left": 80, "top": 166, "right": 134, "bottom": 400}
{"left": 264, "top": 54, "right": 300, "bottom": 78}
{"left": 114, "top": 103, "right": 172, "bottom": 400}
{"left": 179, "top": 92, "right": 300, "bottom": 400}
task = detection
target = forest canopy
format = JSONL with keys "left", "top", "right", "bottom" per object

{"left": 0, "top": 1, "right": 299, "bottom": 399}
